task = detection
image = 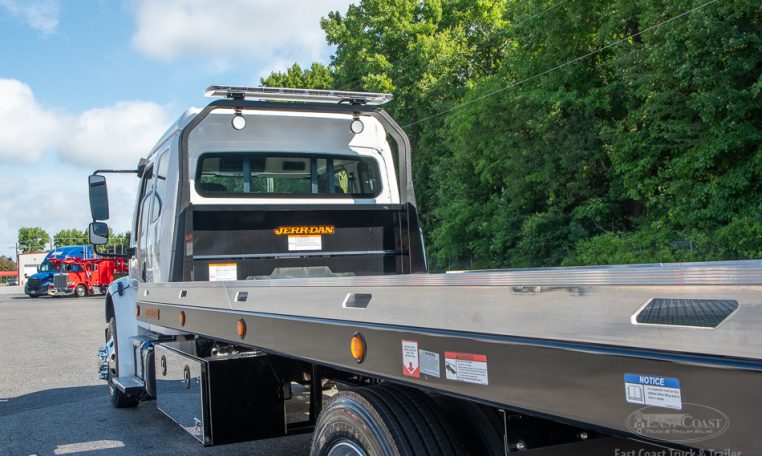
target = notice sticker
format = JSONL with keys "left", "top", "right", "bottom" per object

{"left": 444, "top": 352, "right": 488, "bottom": 385}
{"left": 401, "top": 340, "right": 420, "bottom": 378}
{"left": 288, "top": 235, "right": 322, "bottom": 251}
{"left": 209, "top": 263, "right": 237, "bottom": 281}
{"left": 419, "top": 349, "right": 440, "bottom": 378}
{"left": 624, "top": 374, "right": 682, "bottom": 410}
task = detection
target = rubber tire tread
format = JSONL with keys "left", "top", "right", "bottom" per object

{"left": 360, "top": 386, "right": 427, "bottom": 456}
{"left": 106, "top": 317, "right": 138, "bottom": 408}
{"left": 434, "top": 395, "right": 504, "bottom": 456}
{"left": 377, "top": 383, "right": 464, "bottom": 455}
{"left": 372, "top": 384, "right": 440, "bottom": 455}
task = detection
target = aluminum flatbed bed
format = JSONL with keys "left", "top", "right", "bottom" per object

{"left": 138, "top": 260, "right": 762, "bottom": 454}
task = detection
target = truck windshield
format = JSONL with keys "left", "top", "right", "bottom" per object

{"left": 196, "top": 152, "right": 381, "bottom": 198}
{"left": 38, "top": 263, "right": 57, "bottom": 272}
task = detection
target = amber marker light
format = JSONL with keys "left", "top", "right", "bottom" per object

{"left": 179, "top": 311, "right": 186, "bottom": 327}
{"left": 350, "top": 333, "right": 366, "bottom": 363}
{"left": 135, "top": 304, "right": 141, "bottom": 317}
{"left": 237, "top": 319, "right": 247, "bottom": 339}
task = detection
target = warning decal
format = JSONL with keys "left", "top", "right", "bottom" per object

{"left": 444, "top": 352, "right": 488, "bottom": 385}
{"left": 288, "top": 235, "right": 322, "bottom": 251}
{"left": 401, "top": 340, "right": 420, "bottom": 378}
{"left": 419, "top": 349, "right": 440, "bottom": 378}
{"left": 209, "top": 263, "right": 237, "bottom": 281}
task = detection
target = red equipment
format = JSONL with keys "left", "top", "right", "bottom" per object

{"left": 47, "top": 257, "right": 128, "bottom": 297}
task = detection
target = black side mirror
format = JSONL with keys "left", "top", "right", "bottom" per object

{"left": 89, "top": 175, "right": 110, "bottom": 220}
{"left": 89, "top": 222, "right": 109, "bottom": 246}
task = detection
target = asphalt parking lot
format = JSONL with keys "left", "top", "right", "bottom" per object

{"left": 0, "top": 286, "right": 312, "bottom": 456}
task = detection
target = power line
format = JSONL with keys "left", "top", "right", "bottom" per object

{"left": 403, "top": 0, "right": 719, "bottom": 129}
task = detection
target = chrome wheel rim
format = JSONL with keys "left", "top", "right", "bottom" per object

{"left": 327, "top": 439, "right": 367, "bottom": 456}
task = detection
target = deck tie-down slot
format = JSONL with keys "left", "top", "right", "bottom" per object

{"left": 633, "top": 298, "right": 738, "bottom": 328}
{"left": 235, "top": 291, "right": 248, "bottom": 302}
{"left": 343, "top": 293, "right": 372, "bottom": 309}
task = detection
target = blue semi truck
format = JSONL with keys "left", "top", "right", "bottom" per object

{"left": 24, "top": 246, "right": 94, "bottom": 297}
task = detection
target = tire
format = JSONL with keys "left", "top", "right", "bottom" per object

{"left": 433, "top": 395, "right": 504, "bottom": 455}
{"left": 75, "top": 284, "right": 87, "bottom": 298}
{"left": 106, "top": 317, "right": 138, "bottom": 408}
{"left": 311, "top": 385, "right": 462, "bottom": 456}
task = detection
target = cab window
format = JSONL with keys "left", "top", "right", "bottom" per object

{"left": 196, "top": 152, "right": 381, "bottom": 198}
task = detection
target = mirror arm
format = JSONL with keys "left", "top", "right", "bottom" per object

{"left": 94, "top": 159, "right": 146, "bottom": 177}
{"left": 92, "top": 169, "right": 140, "bottom": 176}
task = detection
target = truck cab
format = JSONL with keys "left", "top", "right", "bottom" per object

{"left": 90, "top": 86, "right": 425, "bottom": 287}
{"left": 24, "top": 245, "right": 94, "bottom": 297}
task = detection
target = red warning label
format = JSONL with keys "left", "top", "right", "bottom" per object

{"left": 444, "top": 351, "right": 488, "bottom": 385}
{"left": 401, "top": 340, "right": 420, "bottom": 378}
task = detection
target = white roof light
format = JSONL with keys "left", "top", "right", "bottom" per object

{"left": 205, "top": 85, "right": 393, "bottom": 106}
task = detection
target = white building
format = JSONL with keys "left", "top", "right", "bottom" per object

{"left": 18, "top": 252, "right": 47, "bottom": 287}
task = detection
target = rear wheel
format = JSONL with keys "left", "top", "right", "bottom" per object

{"left": 433, "top": 396, "right": 504, "bottom": 455}
{"left": 75, "top": 284, "right": 87, "bottom": 298}
{"left": 105, "top": 317, "right": 138, "bottom": 408}
{"left": 311, "top": 385, "right": 463, "bottom": 456}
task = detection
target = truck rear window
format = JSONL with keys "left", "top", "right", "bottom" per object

{"left": 196, "top": 153, "right": 381, "bottom": 198}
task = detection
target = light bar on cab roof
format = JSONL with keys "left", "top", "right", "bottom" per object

{"left": 204, "top": 85, "right": 393, "bottom": 105}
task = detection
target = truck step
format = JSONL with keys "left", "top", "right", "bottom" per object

{"left": 112, "top": 375, "right": 145, "bottom": 396}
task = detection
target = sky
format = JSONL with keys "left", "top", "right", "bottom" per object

{"left": 0, "top": 0, "right": 352, "bottom": 258}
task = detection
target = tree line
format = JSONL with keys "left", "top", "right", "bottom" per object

{"left": 263, "top": 0, "right": 761, "bottom": 269}
{"left": 17, "top": 227, "right": 130, "bottom": 254}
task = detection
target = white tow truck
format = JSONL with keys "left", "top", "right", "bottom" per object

{"left": 88, "top": 86, "right": 762, "bottom": 455}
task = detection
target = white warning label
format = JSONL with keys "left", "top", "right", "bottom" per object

{"left": 624, "top": 374, "right": 682, "bottom": 410}
{"left": 288, "top": 235, "right": 322, "bottom": 251}
{"left": 444, "top": 351, "right": 488, "bottom": 385}
{"left": 419, "top": 349, "right": 440, "bottom": 378}
{"left": 401, "top": 340, "right": 420, "bottom": 378}
{"left": 209, "top": 263, "right": 237, "bottom": 281}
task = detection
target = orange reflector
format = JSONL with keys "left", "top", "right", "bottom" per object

{"left": 237, "top": 319, "right": 247, "bottom": 338}
{"left": 135, "top": 304, "right": 141, "bottom": 317}
{"left": 350, "top": 333, "right": 366, "bottom": 363}
{"left": 179, "top": 311, "right": 186, "bottom": 327}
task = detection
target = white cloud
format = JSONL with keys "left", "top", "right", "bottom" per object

{"left": 0, "top": 79, "right": 171, "bottom": 169}
{"left": 0, "top": 79, "right": 62, "bottom": 163}
{"left": 62, "top": 101, "right": 170, "bottom": 169}
{"left": 0, "top": 79, "right": 170, "bottom": 255}
{"left": 130, "top": 0, "right": 352, "bottom": 63}
{"left": 0, "top": 0, "right": 60, "bottom": 36}
{"left": 0, "top": 166, "right": 137, "bottom": 257}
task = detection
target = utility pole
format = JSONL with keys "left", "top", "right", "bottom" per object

{"left": 15, "top": 242, "right": 20, "bottom": 286}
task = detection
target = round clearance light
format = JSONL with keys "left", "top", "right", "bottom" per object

{"left": 350, "top": 333, "right": 366, "bottom": 363}
{"left": 179, "top": 311, "right": 186, "bottom": 327}
{"left": 231, "top": 112, "right": 246, "bottom": 130}
{"left": 237, "top": 319, "right": 247, "bottom": 339}
{"left": 135, "top": 304, "right": 141, "bottom": 317}
{"left": 350, "top": 118, "right": 364, "bottom": 134}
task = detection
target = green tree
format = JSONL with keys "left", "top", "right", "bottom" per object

{"left": 53, "top": 228, "right": 88, "bottom": 247}
{"left": 18, "top": 227, "right": 50, "bottom": 253}
{"left": 107, "top": 231, "right": 131, "bottom": 249}
{"left": 0, "top": 256, "right": 15, "bottom": 271}
{"left": 261, "top": 0, "right": 762, "bottom": 268}
{"left": 260, "top": 63, "right": 334, "bottom": 89}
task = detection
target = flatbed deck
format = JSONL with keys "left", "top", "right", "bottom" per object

{"left": 138, "top": 260, "right": 762, "bottom": 453}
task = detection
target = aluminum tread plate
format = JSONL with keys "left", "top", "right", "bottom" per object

{"left": 635, "top": 298, "right": 738, "bottom": 328}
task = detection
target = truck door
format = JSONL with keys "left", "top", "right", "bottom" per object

{"left": 134, "top": 164, "right": 155, "bottom": 282}
{"left": 146, "top": 150, "right": 169, "bottom": 282}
